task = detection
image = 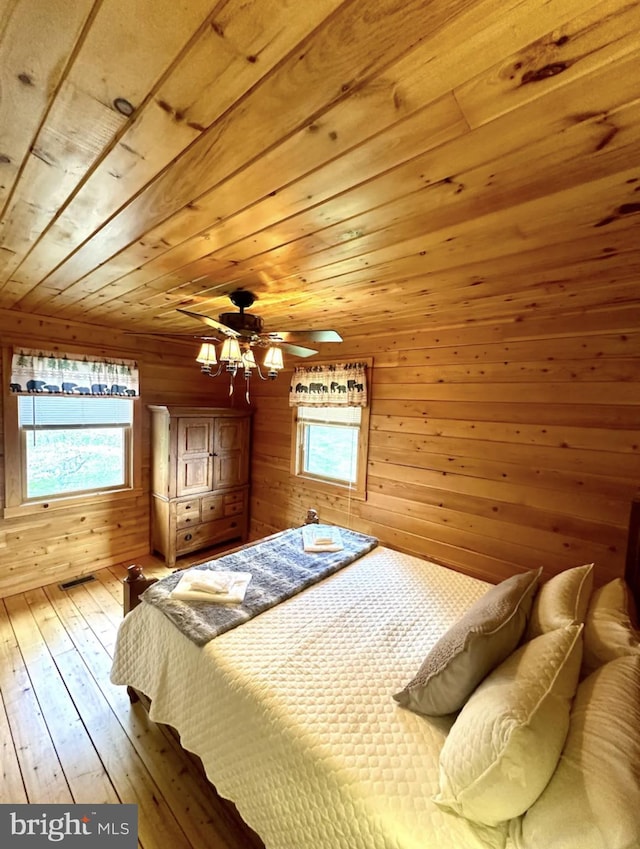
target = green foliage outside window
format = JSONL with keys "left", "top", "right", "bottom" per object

{"left": 24, "top": 428, "right": 126, "bottom": 498}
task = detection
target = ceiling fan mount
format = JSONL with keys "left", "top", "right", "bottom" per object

{"left": 228, "top": 289, "right": 257, "bottom": 311}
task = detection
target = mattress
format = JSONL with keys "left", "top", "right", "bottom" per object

{"left": 111, "top": 546, "right": 509, "bottom": 849}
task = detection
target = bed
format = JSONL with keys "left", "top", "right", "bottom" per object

{"left": 111, "top": 499, "right": 640, "bottom": 849}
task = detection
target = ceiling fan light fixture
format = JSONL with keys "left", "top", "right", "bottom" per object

{"left": 220, "top": 337, "right": 242, "bottom": 363}
{"left": 196, "top": 342, "right": 217, "bottom": 369}
{"left": 263, "top": 345, "right": 284, "bottom": 378}
{"left": 242, "top": 347, "right": 257, "bottom": 369}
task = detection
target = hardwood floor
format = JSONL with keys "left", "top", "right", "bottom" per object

{"left": 0, "top": 549, "right": 265, "bottom": 849}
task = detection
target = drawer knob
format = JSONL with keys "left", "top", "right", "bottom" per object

{"left": 185, "top": 505, "right": 192, "bottom": 510}
{"left": 184, "top": 533, "right": 193, "bottom": 541}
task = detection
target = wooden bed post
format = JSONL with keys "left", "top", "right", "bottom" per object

{"left": 625, "top": 492, "right": 640, "bottom": 621}
{"left": 123, "top": 564, "right": 158, "bottom": 616}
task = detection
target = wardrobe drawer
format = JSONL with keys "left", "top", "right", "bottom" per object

{"left": 175, "top": 516, "right": 243, "bottom": 554}
{"left": 176, "top": 498, "right": 201, "bottom": 528}
{"left": 224, "top": 491, "right": 245, "bottom": 516}
{"left": 201, "top": 494, "right": 224, "bottom": 521}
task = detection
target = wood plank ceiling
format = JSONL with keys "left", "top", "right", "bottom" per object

{"left": 0, "top": 0, "right": 639, "bottom": 341}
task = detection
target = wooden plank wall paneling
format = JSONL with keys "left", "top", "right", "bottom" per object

{"left": 0, "top": 308, "right": 234, "bottom": 598}
{"left": 1, "top": 298, "right": 639, "bottom": 597}
{"left": 247, "top": 303, "right": 640, "bottom": 588}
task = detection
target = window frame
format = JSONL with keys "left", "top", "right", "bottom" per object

{"left": 289, "top": 359, "right": 371, "bottom": 500}
{"left": 2, "top": 348, "right": 142, "bottom": 518}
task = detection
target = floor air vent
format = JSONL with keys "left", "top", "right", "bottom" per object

{"left": 58, "top": 574, "right": 96, "bottom": 590}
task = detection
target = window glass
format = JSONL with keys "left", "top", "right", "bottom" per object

{"left": 293, "top": 405, "right": 365, "bottom": 492}
{"left": 303, "top": 423, "right": 359, "bottom": 483}
{"left": 18, "top": 396, "right": 133, "bottom": 500}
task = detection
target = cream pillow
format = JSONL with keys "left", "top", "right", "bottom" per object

{"left": 582, "top": 578, "right": 640, "bottom": 675}
{"left": 434, "top": 624, "right": 583, "bottom": 826}
{"left": 394, "top": 568, "right": 541, "bottom": 716}
{"left": 511, "top": 654, "right": 640, "bottom": 849}
{"left": 526, "top": 563, "right": 593, "bottom": 639}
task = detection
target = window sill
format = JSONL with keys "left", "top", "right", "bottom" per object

{"left": 292, "top": 473, "right": 367, "bottom": 502}
{"left": 3, "top": 486, "right": 144, "bottom": 519}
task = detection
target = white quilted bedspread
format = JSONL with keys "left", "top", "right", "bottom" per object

{"left": 111, "top": 546, "right": 509, "bottom": 849}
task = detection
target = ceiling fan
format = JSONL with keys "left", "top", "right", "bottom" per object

{"left": 177, "top": 289, "right": 343, "bottom": 358}
{"left": 176, "top": 290, "right": 342, "bottom": 401}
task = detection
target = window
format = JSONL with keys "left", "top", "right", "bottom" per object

{"left": 4, "top": 346, "right": 141, "bottom": 515}
{"left": 18, "top": 395, "right": 133, "bottom": 500}
{"left": 296, "top": 406, "right": 361, "bottom": 483}
{"left": 289, "top": 360, "right": 370, "bottom": 499}
{"left": 291, "top": 403, "right": 370, "bottom": 498}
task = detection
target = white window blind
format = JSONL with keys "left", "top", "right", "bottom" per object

{"left": 296, "top": 406, "right": 362, "bottom": 426}
{"left": 19, "top": 396, "right": 133, "bottom": 426}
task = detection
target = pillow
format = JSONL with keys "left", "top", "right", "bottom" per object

{"left": 525, "top": 563, "right": 593, "bottom": 639}
{"left": 434, "top": 624, "right": 583, "bottom": 826}
{"left": 394, "top": 568, "right": 541, "bottom": 716}
{"left": 510, "top": 654, "right": 640, "bottom": 849}
{"left": 582, "top": 578, "right": 640, "bottom": 675}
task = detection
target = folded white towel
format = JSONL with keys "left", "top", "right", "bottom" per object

{"left": 188, "top": 571, "right": 240, "bottom": 595}
{"left": 302, "top": 526, "right": 343, "bottom": 552}
{"left": 169, "top": 570, "right": 252, "bottom": 604}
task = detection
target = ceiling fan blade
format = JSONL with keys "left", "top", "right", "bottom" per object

{"left": 279, "top": 342, "right": 319, "bottom": 358}
{"left": 176, "top": 307, "right": 240, "bottom": 337}
{"left": 266, "top": 329, "right": 342, "bottom": 343}
{"left": 123, "top": 331, "right": 227, "bottom": 347}
{"left": 123, "top": 330, "right": 220, "bottom": 339}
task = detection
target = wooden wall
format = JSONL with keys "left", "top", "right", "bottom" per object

{"left": 2, "top": 294, "right": 639, "bottom": 598}
{"left": 248, "top": 303, "right": 640, "bottom": 588}
{"left": 0, "top": 309, "right": 232, "bottom": 598}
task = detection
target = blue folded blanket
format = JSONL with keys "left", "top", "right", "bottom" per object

{"left": 141, "top": 525, "right": 378, "bottom": 646}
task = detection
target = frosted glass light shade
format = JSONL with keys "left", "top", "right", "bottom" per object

{"left": 263, "top": 346, "right": 284, "bottom": 370}
{"left": 220, "top": 337, "right": 242, "bottom": 362}
{"left": 196, "top": 342, "right": 217, "bottom": 365}
{"left": 242, "top": 348, "right": 257, "bottom": 368}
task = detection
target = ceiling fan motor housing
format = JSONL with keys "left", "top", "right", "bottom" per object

{"left": 219, "top": 311, "right": 264, "bottom": 334}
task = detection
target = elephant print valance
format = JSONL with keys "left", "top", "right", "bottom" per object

{"left": 10, "top": 349, "right": 140, "bottom": 396}
{"left": 289, "top": 362, "right": 367, "bottom": 407}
